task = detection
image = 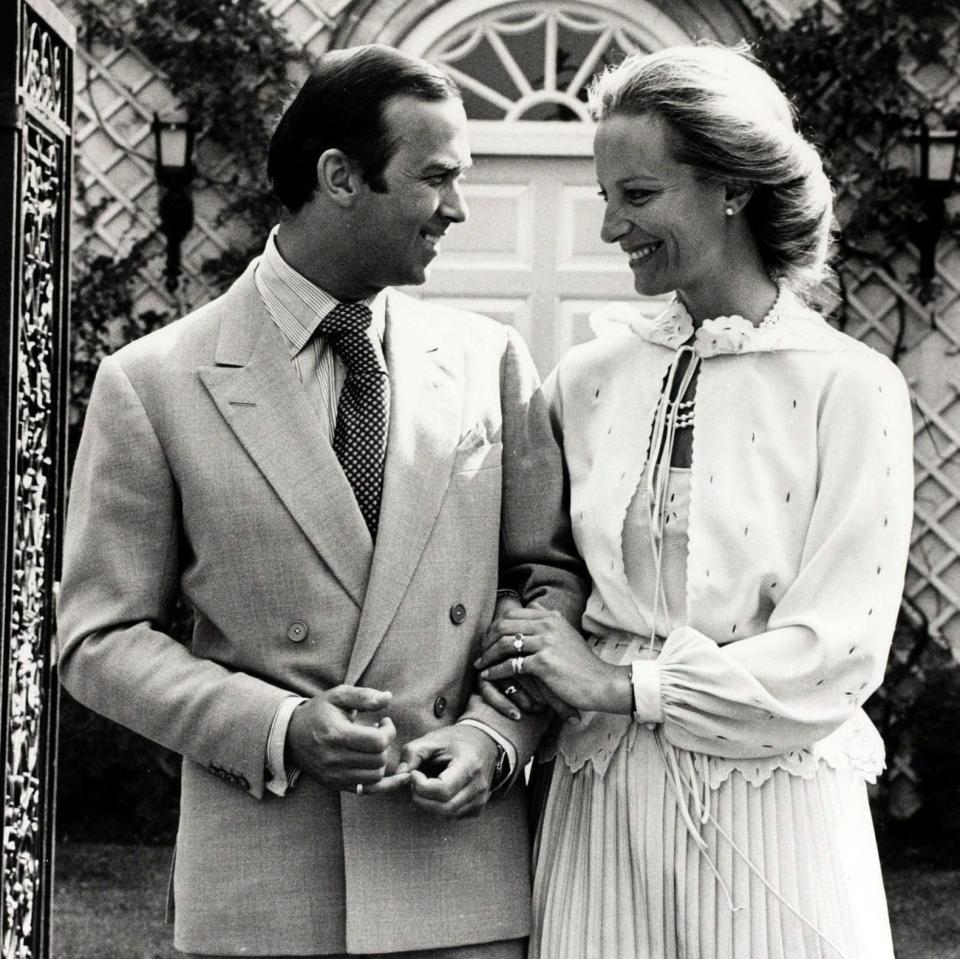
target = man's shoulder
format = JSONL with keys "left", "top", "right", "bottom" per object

{"left": 112, "top": 265, "right": 257, "bottom": 374}
{"left": 387, "top": 288, "right": 511, "bottom": 346}
{"left": 113, "top": 303, "right": 216, "bottom": 368}
{"left": 553, "top": 325, "right": 648, "bottom": 385}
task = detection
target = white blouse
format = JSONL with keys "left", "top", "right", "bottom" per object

{"left": 623, "top": 465, "right": 691, "bottom": 636}
{"left": 544, "top": 289, "right": 915, "bottom": 786}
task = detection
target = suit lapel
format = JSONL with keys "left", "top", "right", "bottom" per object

{"left": 345, "top": 293, "right": 464, "bottom": 684}
{"left": 199, "top": 267, "right": 372, "bottom": 607}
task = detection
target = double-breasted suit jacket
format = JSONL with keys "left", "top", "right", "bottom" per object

{"left": 57, "top": 263, "right": 586, "bottom": 955}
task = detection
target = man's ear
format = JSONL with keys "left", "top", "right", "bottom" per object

{"left": 316, "top": 149, "right": 363, "bottom": 207}
{"left": 723, "top": 182, "right": 754, "bottom": 216}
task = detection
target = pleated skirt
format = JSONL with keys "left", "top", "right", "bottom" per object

{"left": 531, "top": 724, "right": 894, "bottom": 959}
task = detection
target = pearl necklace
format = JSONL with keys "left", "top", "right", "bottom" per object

{"left": 663, "top": 396, "right": 695, "bottom": 430}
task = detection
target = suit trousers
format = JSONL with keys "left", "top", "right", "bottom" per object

{"left": 185, "top": 938, "right": 525, "bottom": 958}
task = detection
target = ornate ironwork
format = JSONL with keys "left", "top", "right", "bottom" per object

{"left": 0, "top": 1, "right": 74, "bottom": 956}
{"left": 3, "top": 122, "right": 60, "bottom": 959}
{"left": 22, "top": 11, "right": 68, "bottom": 124}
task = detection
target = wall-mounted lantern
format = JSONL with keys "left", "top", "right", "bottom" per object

{"left": 151, "top": 113, "right": 196, "bottom": 293}
{"left": 907, "top": 124, "right": 959, "bottom": 285}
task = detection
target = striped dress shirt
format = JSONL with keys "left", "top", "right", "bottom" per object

{"left": 254, "top": 224, "right": 387, "bottom": 434}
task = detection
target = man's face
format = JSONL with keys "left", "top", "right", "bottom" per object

{"left": 348, "top": 95, "right": 471, "bottom": 294}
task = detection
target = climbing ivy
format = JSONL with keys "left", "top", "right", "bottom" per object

{"left": 756, "top": 0, "right": 960, "bottom": 311}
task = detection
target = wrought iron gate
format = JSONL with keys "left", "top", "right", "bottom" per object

{"left": 0, "top": 0, "right": 74, "bottom": 956}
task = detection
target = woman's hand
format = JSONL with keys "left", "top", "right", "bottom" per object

{"left": 475, "top": 607, "right": 633, "bottom": 716}
{"left": 478, "top": 596, "right": 576, "bottom": 722}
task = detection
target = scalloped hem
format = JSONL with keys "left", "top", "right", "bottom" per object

{"left": 543, "top": 708, "right": 885, "bottom": 789}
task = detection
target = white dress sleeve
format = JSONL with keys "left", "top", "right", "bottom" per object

{"left": 631, "top": 355, "right": 914, "bottom": 758}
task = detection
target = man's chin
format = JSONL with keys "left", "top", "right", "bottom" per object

{"left": 396, "top": 266, "right": 429, "bottom": 288}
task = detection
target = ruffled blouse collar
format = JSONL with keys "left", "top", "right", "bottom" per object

{"left": 589, "top": 285, "right": 842, "bottom": 358}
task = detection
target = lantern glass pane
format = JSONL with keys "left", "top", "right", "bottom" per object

{"left": 927, "top": 133, "right": 958, "bottom": 183}
{"left": 158, "top": 127, "right": 189, "bottom": 169}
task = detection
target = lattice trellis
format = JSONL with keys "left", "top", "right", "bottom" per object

{"left": 832, "top": 4, "right": 960, "bottom": 656}
{"left": 909, "top": 381, "right": 960, "bottom": 651}
{"left": 69, "top": 0, "right": 344, "bottom": 314}
{"left": 71, "top": 0, "right": 960, "bottom": 654}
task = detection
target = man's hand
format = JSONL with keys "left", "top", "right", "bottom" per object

{"left": 285, "top": 685, "right": 409, "bottom": 793}
{"left": 398, "top": 724, "right": 499, "bottom": 819}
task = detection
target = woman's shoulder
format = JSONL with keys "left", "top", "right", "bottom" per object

{"left": 756, "top": 292, "right": 908, "bottom": 390}
{"left": 795, "top": 321, "right": 908, "bottom": 394}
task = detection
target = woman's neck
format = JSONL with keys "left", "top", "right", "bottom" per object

{"left": 678, "top": 271, "right": 780, "bottom": 329}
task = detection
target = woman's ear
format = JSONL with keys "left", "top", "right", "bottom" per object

{"left": 316, "top": 149, "right": 362, "bottom": 207}
{"left": 723, "top": 182, "right": 754, "bottom": 217}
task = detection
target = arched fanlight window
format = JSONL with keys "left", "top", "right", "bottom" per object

{"left": 426, "top": 3, "right": 660, "bottom": 122}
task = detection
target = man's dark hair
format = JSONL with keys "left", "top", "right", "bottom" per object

{"left": 268, "top": 45, "right": 461, "bottom": 212}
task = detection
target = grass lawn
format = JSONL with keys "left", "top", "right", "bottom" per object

{"left": 53, "top": 843, "right": 960, "bottom": 958}
{"left": 53, "top": 844, "right": 176, "bottom": 959}
{"left": 885, "top": 867, "right": 960, "bottom": 959}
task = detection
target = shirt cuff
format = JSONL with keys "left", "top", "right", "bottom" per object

{"left": 630, "top": 660, "right": 665, "bottom": 725}
{"left": 458, "top": 719, "right": 517, "bottom": 787}
{"left": 265, "top": 695, "right": 307, "bottom": 797}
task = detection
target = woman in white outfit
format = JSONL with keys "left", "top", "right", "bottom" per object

{"left": 477, "top": 45, "right": 913, "bottom": 959}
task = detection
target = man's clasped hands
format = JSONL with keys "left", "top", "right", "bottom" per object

{"left": 286, "top": 594, "right": 624, "bottom": 819}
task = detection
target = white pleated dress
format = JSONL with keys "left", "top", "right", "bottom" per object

{"left": 530, "top": 465, "right": 895, "bottom": 959}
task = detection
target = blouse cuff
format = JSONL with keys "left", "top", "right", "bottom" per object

{"left": 630, "top": 660, "right": 664, "bottom": 724}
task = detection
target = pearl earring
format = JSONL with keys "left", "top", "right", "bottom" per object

{"left": 725, "top": 206, "right": 735, "bottom": 216}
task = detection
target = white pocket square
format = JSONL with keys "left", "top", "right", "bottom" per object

{"left": 456, "top": 422, "right": 489, "bottom": 452}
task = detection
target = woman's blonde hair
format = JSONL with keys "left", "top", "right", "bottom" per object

{"left": 589, "top": 44, "right": 834, "bottom": 300}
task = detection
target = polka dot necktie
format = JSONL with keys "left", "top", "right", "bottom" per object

{"left": 318, "top": 302, "right": 389, "bottom": 538}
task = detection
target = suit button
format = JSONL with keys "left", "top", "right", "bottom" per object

{"left": 287, "top": 621, "right": 309, "bottom": 643}
{"left": 449, "top": 603, "right": 467, "bottom": 625}
{"left": 433, "top": 696, "right": 447, "bottom": 718}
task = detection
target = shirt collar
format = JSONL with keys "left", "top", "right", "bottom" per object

{"left": 257, "top": 225, "right": 387, "bottom": 355}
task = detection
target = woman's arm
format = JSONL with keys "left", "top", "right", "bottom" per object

{"left": 634, "top": 353, "right": 914, "bottom": 757}
{"left": 481, "top": 352, "right": 914, "bottom": 757}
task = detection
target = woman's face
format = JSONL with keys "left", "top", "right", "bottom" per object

{"left": 594, "top": 112, "right": 730, "bottom": 300}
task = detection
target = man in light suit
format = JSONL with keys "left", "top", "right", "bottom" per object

{"left": 57, "top": 44, "right": 584, "bottom": 959}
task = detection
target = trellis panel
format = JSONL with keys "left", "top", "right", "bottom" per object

{"left": 835, "top": 5, "right": 960, "bottom": 655}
